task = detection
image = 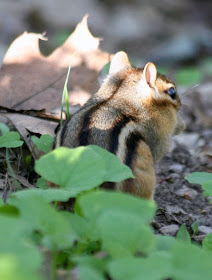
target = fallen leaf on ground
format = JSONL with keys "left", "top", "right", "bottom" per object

{"left": 0, "top": 15, "right": 111, "bottom": 115}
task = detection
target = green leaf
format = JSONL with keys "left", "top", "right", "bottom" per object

{"left": 36, "top": 177, "right": 48, "bottom": 189}
{"left": 108, "top": 253, "right": 171, "bottom": 280}
{"left": 77, "top": 190, "right": 156, "bottom": 224}
{"left": 0, "top": 254, "right": 42, "bottom": 280}
{"left": 0, "top": 131, "right": 23, "bottom": 148}
{"left": 191, "top": 221, "right": 199, "bottom": 235}
{"left": 0, "top": 216, "right": 42, "bottom": 277}
{"left": 9, "top": 192, "right": 77, "bottom": 250}
{"left": 202, "top": 181, "right": 212, "bottom": 200}
{"left": 176, "top": 224, "right": 191, "bottom": 243}
{"left": 62, "top": 212, "right": 91, "bottom": 240}
{"left": 171, "top": 242, "right": 212, "bottom": 280}
{"left": 96, "top": 209, "right": 155, "bottom": 257}
{"left": 79, "top": 266, "right": 106, "bottom": 280}
{"left": 31, "top": 134, "right": 53, "bottom": 153}
{"left": 0, "top": 198, "right": 4, "bottom": 207}
{"left": 60, "top": 65, "right": 71, "bottom": 126}
{"left": 155, "top": 235, "right": 177, "bottom": 252}
{"left": 203, "top": 233, "right": 212, "bottom": 251}
{"left": 9, "top": 188, "right": 75, "bottom": 203}
{"left": 176, "top": 67, "right": 202, "bottom": 86}
{"left": 185, "top": 172, "right": 212, "bottom": 186}
{"left": 0, "top": 205, "right": 19, "bottom": 217}
{"left": 73, "top": 256, "right": 106, "bottom": 277}
{"left": 35, "top": 146, "right": 133, "bottom": 194}
{"left": 0, "top": 123, "right": 10, "bottom": 135}
{"left": 185, "top": 172, "right": 212, "bottom": 200}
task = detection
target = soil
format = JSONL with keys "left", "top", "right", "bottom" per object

{"left": 153, "top": 127, "right": 212, "bottom": 240}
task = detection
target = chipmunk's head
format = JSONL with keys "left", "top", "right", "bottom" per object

{"left": 109, "top": 51, "right": 181, "bottom": 110}
{"left": 108, "top": 51, "right": 184, "bottom": 135}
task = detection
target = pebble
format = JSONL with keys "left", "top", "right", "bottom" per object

{"left": 198, "top": 226, "right": 212, "bottom": 235}
{"left": 169, "top": 163, "right": 184, "bottom": 173}
{"left": 166, "top": 205, "right": 186, "bottom": 215}
{"left": 159, "top": 224, "right": 179, "bottom": 236}
{"left": 175, "top": 185, "right": 198, "bottom": 200}
{"left": 174, "top": 133, "right": 199, "bottom": 149}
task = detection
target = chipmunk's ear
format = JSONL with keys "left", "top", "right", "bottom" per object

{"left": 109, "top": 51, "right": 131, "bottom": 75}
{"left": 143, "top": 62, "right": 157, "bottom": 88}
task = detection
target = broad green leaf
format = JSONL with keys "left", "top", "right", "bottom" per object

{"left": 185, "top": 172, "right": 212, "bottom": 200}
{"left": 9, "top": 192, "right": 77, "bottom": 250}
{"left": 0, "top": 216, "right": 33, "bottom": 249}
{"left": 77, "top": 190, "right": 156, "bottom": 223}
{"left": 31, "top": 134, "right": 53, "bottom": 153}
{"left": 202, "top": 181, "right": 212, "bottom": 200}
{"left": 91, "top": 145, "right": 134, "bottom": 182}
{"left": 171, "top": 242, "right": 212, "bottom": 280}
{"left": 0, "top": 131, "right": 23, "bottom": 148}
{"left": 185, "top": 172, "right": 212, "bottom": 186}
{"left": 9, "top": 188, "right": 75, "bottom": 203}
{"left": 36, "top": 177, "right": 48, "bottom": 189}
{"left": 155, "top": 235, "right": 177, "bottom": 252}
{"left": 0, "top": 123, "right": 10, "bottom": 135}
{"left": 73, "top": 256, "right": 106, "bottom": 273}
{"left": 203, "top": 233, "right": 212, "bottom": 251}
{"left": 79, "top": 266, "right": 106, "bottom": 280}
{"left": 35, "top": 146, "right": 133, "bottom": 194}
{"left": 191, "top": 221, "right": 199, "bottom": 235}
{"left": 0, "top": 198, "right": 4, "bottom": 207}
{"left": 62, "top": 212, "right": 91, "bottom": 240}
{"left": 0, "top": 205, "right": 19, "bottom": 217}
{"left": 108, "top": 253, "right": 171, "bottom": 280}
{"left": 176, "top": 224, "right": 191, "bottom": 243}
{"left": 176, "top": 67, "right": 202, "bottom": 86}
{"left": 0, "top": 216, "right": 42, "bottom": 275}
{"left": 96, "top": 209, "right": 155, "bottom": 257}
{"left": 0, "top": 254, "right": 42, "bottom": 280}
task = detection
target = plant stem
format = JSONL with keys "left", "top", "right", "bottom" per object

{"left": 51, "top": 250, "right": 57, "bottom": 280}
{"left": 6, "top": 148, "right": 20, "bottom": 190}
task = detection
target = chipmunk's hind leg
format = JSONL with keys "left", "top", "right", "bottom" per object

{"left": 119, "top": 141, "right": 156, "bottom": 200}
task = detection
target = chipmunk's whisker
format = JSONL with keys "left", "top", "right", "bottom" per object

{"left": 180, "top": 84, "right": 200, "bottom": 99}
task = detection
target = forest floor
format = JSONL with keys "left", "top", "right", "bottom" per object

{"left": 154, "top": 117, "right": 212, "bottom": 240}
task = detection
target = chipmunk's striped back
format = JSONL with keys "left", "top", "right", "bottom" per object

{"left": 53, "top": 51, "right": 183, "bottom": 199}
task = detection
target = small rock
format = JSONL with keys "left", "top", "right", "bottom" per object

{"left": 198, "top": 226, "right": 212, "bottom": 235}
{"left": 175, "top": 185, "right": 198, "bottom": 200}
{"left": 193, "top": 235, "right": 206, "bottom": 242}
{"left": 169, "top": 163, "right": 184, "bottom": 173}
{"left": 166, "top": 205, "right": 186, "bottom": 215}
{"left": 159, "top": 224, "right": 179, "bottom": 236}
{"left": 174, "top": 133, "right": 199, "bottom": 149}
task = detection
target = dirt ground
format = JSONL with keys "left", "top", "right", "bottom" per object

{"left": 153, "top": 116, "right": 212, "bottom": 240}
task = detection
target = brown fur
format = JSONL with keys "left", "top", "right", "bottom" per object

{"left": 53, "top": 51, "right": 184, "bottom": 200}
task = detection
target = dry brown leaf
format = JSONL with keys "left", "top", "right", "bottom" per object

{"left": 3, "top": 113, "right": 57, "bottom": 136}
{"left": 0, "top": 15, "right": 111, "bottom": 114}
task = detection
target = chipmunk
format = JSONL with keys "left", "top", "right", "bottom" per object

{"left": 53, "top": 51, "right": 184, "bottom": 200}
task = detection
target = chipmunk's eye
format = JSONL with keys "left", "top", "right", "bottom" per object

{"left": 165, "top": 87, "right": 176, "bottom": 99}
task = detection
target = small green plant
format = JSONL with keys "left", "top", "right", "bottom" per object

{"left": 60, "top": 65, "right": 71, "bottom": 127}
{"left": 176, "top": 224, "right": 191, "bottom": 243}
{"left": 31, "top": 134, "right": 53, "bottom": 153}
{"left": 0, "top": 123, "right": 24, "bottom": 190}
{"left": 185, "top": 172, "right": 212, "bottom": 202}
{"left": 0, "top": 148, "right": 212, "bottom": 279}
{"left": 185, "top": 172, "right": 212, "bottom": 252}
